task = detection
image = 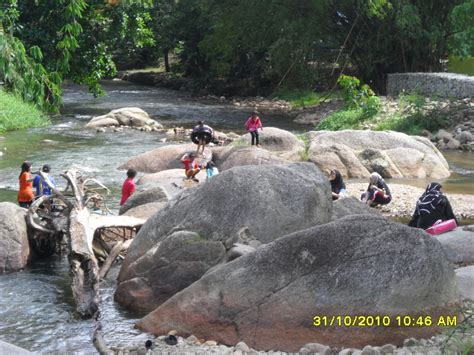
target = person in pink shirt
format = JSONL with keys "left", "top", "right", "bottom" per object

{"left": 120, "top": 169, "right": 137, "bottom": 205}
{"left": 245, "top": 111, "right": 263, "bottom": 146}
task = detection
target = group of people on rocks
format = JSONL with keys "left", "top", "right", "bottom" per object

{"left": 328, "top": 168, "right": 457, "bottom": 231}
{"left": 16, "top": 109, "right": 458, "bottom": 232}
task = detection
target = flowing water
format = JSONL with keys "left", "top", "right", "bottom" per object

{"left": 0, "top": 80, "right": 472, "bottom": 352}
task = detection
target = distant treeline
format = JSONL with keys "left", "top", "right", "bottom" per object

{"left": 0, "top": 0, "right": 473, "bottom": 110}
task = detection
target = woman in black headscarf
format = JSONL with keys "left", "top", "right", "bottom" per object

{"left": 329, "top": 170, "right": 347, "bottom": 201}
{"left": 408, "top": 182, "right": 457, "bottom": 229}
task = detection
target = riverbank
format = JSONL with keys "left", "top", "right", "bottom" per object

{"left": 345, "top": 183, "right": 474, "bottom": 221}
{"left": 0, "top": 90, "right": 49, "bottom": 133}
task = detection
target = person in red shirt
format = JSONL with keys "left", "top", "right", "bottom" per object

{"left": 245, "top": 111, "right": 263, "bottom": 147}
{"left": 180, "top": 153, "right": 201, "bottom": 182}
{"left": 18, "top": 161, "right": 35, "bottom": 208}
{"left": 120, "top": 169, "right": 137, "bottom": 205}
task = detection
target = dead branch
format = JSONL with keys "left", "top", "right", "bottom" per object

{"left": 99, "top": 241, "right": 124, "bottom": 279}
{"left": 93, "top": 322, "right": 113, "bottom": 355}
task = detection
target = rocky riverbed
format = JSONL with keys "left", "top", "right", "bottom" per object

{"left": 345, "top": 183, "right": 474, "bottom": 221}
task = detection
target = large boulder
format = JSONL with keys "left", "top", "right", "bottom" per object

{"left": 137, "top": 215, "right": 458, "bottom": 352}
{"left": 86, "top": 107, "right": 162, "bottom": 128}
{"left": 119, "top": 186, "right": 169, "bottom": 215}
{"left": 115, "top": 163, "right": 332, "bottom": 311}
{"left": 306, "top": 130, "right": 450, "bottom": 178}
{"left": 118, "top": 144, "right": 211, "bottom": 174}
{"left": 123, "top": 202, "right": 167, "bottom": 220}
{"left": 434, "top": 226, "right": 474, "bottom": 264}
{"left": 234, "top": 127, "right": 304, "bottom": 159}
{"left": 331, "top": 197, "right": 380, "bottom": 221}
{"left": 137, "top": 169, "right": 205, "bottom": 197}
{"left": 455, "top": 266, "right": 474, "bottom": 301}
{"left": 0, "top": 203, "right": 30, "bottom": 273}
{"left": 218, "top": 146, "right": 288, "bottom": 171}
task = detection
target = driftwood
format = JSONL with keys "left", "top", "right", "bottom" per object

{"left": 93, "top": 322, "right": 113, "bottom": 355}
{"left": 26, "top": 169, "right": 144, "bottom": 318}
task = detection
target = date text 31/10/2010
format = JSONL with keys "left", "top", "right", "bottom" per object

{"left": 312, "top": 315, "right": 457, "bottom": 327}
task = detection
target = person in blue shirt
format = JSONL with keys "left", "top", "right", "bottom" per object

{"left": 33, "top": 164, "right": 56, "bottom": 197}
{"left": 205, "top": 161, "right": 219, "bottom": 180}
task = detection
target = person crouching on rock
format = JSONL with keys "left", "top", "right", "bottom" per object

{"left": 18, "top": 161, "right": 35, "bottom": 208}
{"left": 408, "top": 182, "right": 457, "bottom": 229}
{"left": 361, "top": 172, "right": 392, "bottom": 207}
{"left": 245, "top": 110, "right": 263, "bottom": 147}
{"left": 120, "top": 169, "right": 137, "bottom": 206}
{"left": 191, "top": 120, "right": 214, "bottom": 155}
{"left": 181, "top": 153, "right": 201, "bottom": 182}
{"left": 329, "top": 169, "right": 347, "bottom": 201}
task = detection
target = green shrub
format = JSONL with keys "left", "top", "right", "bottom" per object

{"left": 0, "top": 89, "right": 50, "bottom": 133}
{"left": 337, "top": 75, "right": 380, "bottom": 115}
{"left": 317, "top": 109, "right": 366, "bottom": 131}
{"left": 375, "top": 111, "right": 449, "bottom": 135}
{"left": 272, "top": 89, "right": 342, "bottom": 108}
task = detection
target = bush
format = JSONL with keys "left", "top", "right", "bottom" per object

{"left": 0, "top": 89, "right": 49, "bottom": 133}
{"left": 338, "top": 75, "right": 380, "bottom": 115}
{"left": 317, "top": 109, "right": 366, "bottom": 131}
{"left": 375, "top": 112, "right": 449, "bottom": 135}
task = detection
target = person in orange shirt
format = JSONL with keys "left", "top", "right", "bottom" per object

{"left": 18, "top": 161, "right": 35, "bottom": 208}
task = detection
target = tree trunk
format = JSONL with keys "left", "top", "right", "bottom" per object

{"left": 164, "top": 49, "right": 170, "bottom": 72}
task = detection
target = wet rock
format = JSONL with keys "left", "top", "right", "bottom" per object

{"left": 300, "top": 343, "right": 331, "bottom": 355}
{"left": 446, "top": 138, "right": 461, "bottom": 150}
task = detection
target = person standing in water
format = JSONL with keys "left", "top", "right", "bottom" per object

{"left": 18, "top": 161, "right": 35, "bottom": 208}
{"left": 245, "top": 111, "right": 263, "bottom": 147}
{"left": 33, "top": 164, "right": 56, "bottom": 197}
{"left": 120, "top": 169, "right": 137, "bottom": 205}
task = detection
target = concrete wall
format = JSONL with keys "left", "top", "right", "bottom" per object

{"left": 387, "top": 72, "right": 474, "bottom": 99}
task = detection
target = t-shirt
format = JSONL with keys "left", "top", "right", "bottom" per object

{"left": 245, "top": 117, "right": 262, "bottom": 131}
{"left": 33, "top": 175, "right": 56, "bottom": 196}
{"left": 182, "top": 159, "right": 199, "bottom": 171}
{"left": 18, "top": 172, "right": 34, "bottom": 203}
{"left": 120, "top": 178, "right": 136, "bottom": 205}
{"left": 206, "top": 167, "right": 219, "bottom": 178}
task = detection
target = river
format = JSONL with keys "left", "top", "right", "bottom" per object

{"left": 0, "top": 80, "right": 473, "bottom": 352}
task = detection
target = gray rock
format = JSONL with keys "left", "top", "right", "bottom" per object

{"left": 339, "top": 349, "right": 360, "bottom": 355}
{"left": 116, "top": 163, "right": 332, "bottom": 311}
{"left": 361, "top": 345, "right": 380, "bottom": 355}
{"left": 455, "top": 266, "right": 474, "bottom": 300}
{"left": 123, "top": 202, "right": 166, "bottom": 220}
{"left": 446, "top": 138, "right": 461, "bottom": 150}
{"left": 137, "top": 215, "right": 458, "bottom": 352}
{"left": 300, "top": 343, "right": 331, "bottom": 355}
{"left": 235, "top": 341, "right": 250, "bottom": 352}
{"left": 0, "top": 203, "right": 30, "bottom": 273}
{"left": 86, "top": 107, "right": 162, "bottom": 128}
{"left": 0, "top": 340, "right": 31, "bottom": 354}
{"left": 119, "top": 144, "right": 212, "bottom": 174}
{"left": 119, "top": 186, "right": 169, "bottom": 215}
{"left": 434, "top": 226, "right": 474, "bottom": 264}
{"left": 403, "top": 338, "right": 418, "bottom": 347}
{"left": 218, "top": 146, "right": 288, "bottom": 172}
{"left": 380, "top": 344, "right": 396, "bottom": 354}
{"left": 331, "top": 197, "right": 380, "bottom": 221}
{"left": 226, "top": 243, "right": 256, "bottom": 262}
{"left": 435, "top": 129, "right": 453, "bottom": 142}
{"left": 306, "top": 130, "right": 449, "bottom": 179}
{"left": 455, "top": 131, "right": 473, "bottom": 144}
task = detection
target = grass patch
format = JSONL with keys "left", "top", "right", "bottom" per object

{"left": 317, "top": 108, "right": 368, "bottom": 131}
{"left": 0, "top": 89, "right": 49, "bottom": 133}
{"left": 272, "top": 89, "right": 342, "bottom": 109}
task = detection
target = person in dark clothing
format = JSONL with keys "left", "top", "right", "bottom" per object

{"left": 191, "top": 120, "right": 214, "bottom": 155}
{"left": 361, "top": 172, "right": 392, "bottom": 206}
{"left": 408, "top": 182, "right": 457, "bottom": 229}
{"left": 329, "top": 169, "right": 347, "bottom": 200}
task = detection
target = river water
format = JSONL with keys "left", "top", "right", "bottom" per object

{"left": 0, "top": 80, "right": 473, "bottom": 352}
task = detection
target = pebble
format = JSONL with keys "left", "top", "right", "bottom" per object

{"left": 300, "top": 342, "right": 331, "bottom": 355}
{"left": 380, "top": 344, "right": 396, "bottom": 353}
{"left": 361, "top": 345, "right": 380, "bottom": 355}
{"left": 205, "top": 340, "right": 218, "bottom": 346}
{"left": 403, "top": 338, "right": 418, "bottom": 347}
{"left": 235, "top": 341, "right": 250, "bottom": 352}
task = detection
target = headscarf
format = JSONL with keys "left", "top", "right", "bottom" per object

{"left": 415, "top": 182, "right": 444, "bottom": 217}
{"left": 330, "top": 170, "right": 345, "bottom": 193}
{"left": 369, "top": 172, "right": 383, "bottom": 185}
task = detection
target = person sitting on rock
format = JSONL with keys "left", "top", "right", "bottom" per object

{"left": 191, "top": 120, "right": 214, "bottom": 155}
{"left": 245, "top": 110, "right": 263, "bottom": 147}
{"left": 408, "top": 182, "right": 457, "bottom": 229}
{"left": 361, "top": 172, "right": 391, "bottom": 207}
{"left": 181, "top": 153, "right": 201, "bottom": 182}
{"left": 120, "top": 169, "right": 137, "bottom": 206}
{"left": 33, "top": 164, "right": 56, "bottom": 197}
{"left": 329, "top": 169, "right": 347, "bottom": 201}
{"left": 205, "top": 161, "right": 219, "bottom": 180}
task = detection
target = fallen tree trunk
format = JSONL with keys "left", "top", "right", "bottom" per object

{"left": 27, "top": 169, "right": 145, "bottom": 318}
